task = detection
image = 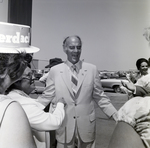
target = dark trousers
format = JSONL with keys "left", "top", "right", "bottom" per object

{"left": 44, "top": 104, "right": 57, "bottom": 148}
{"left": 50, "top": 130, "right": 57, "bottom": 148}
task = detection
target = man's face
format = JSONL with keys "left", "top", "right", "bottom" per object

{"left": 64, "top": 36, "right": 82, "bottom": 64}
{"left": 20, "top": 67, "right": 35, "bottom": 95}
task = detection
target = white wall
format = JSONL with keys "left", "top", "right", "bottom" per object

{"left": 32, "top": 0, "right": 150, "bottom": 71}
{"left": 0, "top": 0, "right": 8, "bottom": 22}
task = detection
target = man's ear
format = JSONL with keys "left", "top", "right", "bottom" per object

{"left": 63, "top": 45, "right": 67, "bottom": 53}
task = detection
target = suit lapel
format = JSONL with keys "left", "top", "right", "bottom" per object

{"left": 75, "top": 66, "right": 87, "bottom": 93}
{"left": 61, "top": 64, "right": 74, "bottom": 96}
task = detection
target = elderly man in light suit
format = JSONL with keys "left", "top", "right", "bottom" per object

{"left": 38, "top": 35, "right": 117, "bottom": 148}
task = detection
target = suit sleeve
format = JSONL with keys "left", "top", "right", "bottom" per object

{"left": 92, "top": 67, "right": 117, "bottom": 117}
{"left": 37, "top": 71, "right": 55, "bottom": 106}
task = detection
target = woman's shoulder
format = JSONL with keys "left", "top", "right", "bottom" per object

{"left": 0, "top": 95, "right": 16, "bottom": 120}
{"left": 0, "top": 95, "right": 14, "bottom": 104}
{"left": 0, "top": 96, "right": 28, "bottom": 128}
{"left": 0, "top": 96, "right": 36, "bottom": 148}
{"left": 0, "top": 95, "right": 27, "bottom": 122}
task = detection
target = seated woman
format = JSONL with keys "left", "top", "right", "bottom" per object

{"left": 121, "top": 58, "right": 150, "bottom": 98}
{"left": 134, "top": 58, "right": 150, "bottom": 91}
{"left": 109, "top": 27, "right": 150, "bottom": 148}
{"left": 0, "top": 22, "right": 40, "bottom": 148}
{"left": 109, "top": 58, "right": 150, "bottom": 147}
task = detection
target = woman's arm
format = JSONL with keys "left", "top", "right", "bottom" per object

{"left": 0, "top": 102, "right": 36, "bottom": 148}
{"left": 121, "top": 81, "right": 149, "bottom": 97}
{"left": 28, "top": 102, "right": 65, "bottom": 131}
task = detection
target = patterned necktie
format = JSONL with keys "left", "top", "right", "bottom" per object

{"left": 71, "top": 65, "right": 78, "bottom": 95}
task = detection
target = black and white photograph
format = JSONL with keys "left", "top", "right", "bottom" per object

{"left": 0, "top": 0, "right": 150, "bottom": 148}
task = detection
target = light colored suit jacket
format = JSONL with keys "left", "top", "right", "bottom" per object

{"left": 38, "top": 61, "right": 117, "bottom": 143}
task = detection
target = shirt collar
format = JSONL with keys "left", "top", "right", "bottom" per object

{"left": 10, "top": 89, "right": 30, "bottom": 98}
{"left": 66, "top": 60, "right": 82, "bottom": 73}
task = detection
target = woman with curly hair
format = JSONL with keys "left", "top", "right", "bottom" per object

{"left": 0, "top": 22, "right": 39, "bottom": 148}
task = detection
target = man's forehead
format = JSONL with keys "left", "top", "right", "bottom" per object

{"left": 66, "top": 36, "right": 81, "bottom": 45}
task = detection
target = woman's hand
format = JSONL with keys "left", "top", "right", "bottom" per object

{"left": 58, "top": 97, "right": 66, "bottom": 106}
{"left": 135, "top": 113, "right": 150, "bottom": 136}
{"left": 121, "top": 81, "right": 136, "bottom": 92}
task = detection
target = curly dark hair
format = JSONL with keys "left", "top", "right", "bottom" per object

{"left": 0, "top": 53, "right": 31, "bottom": 82}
